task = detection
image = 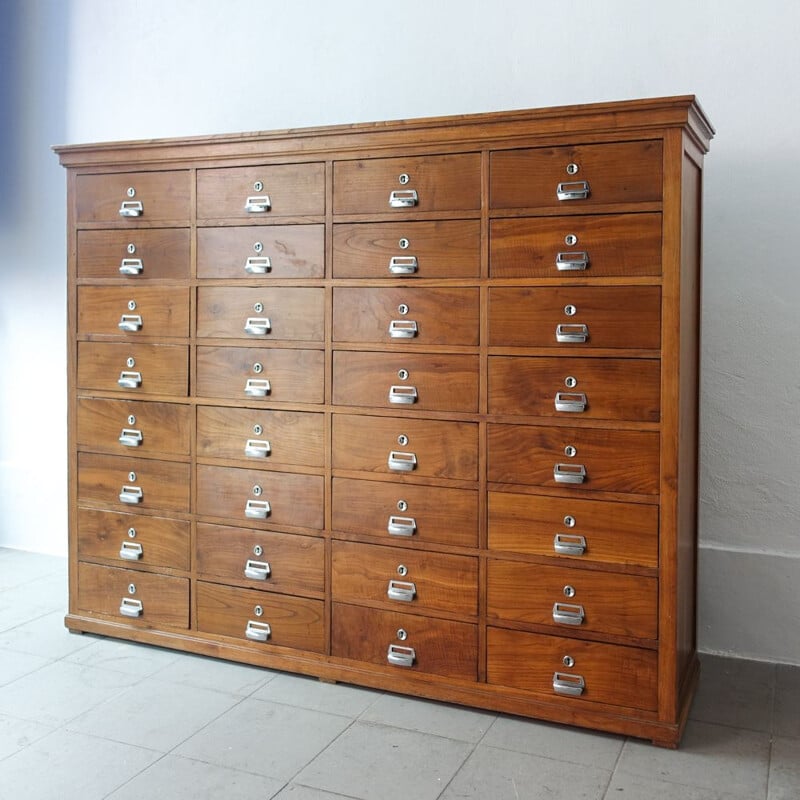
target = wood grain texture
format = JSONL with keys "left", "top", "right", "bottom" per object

{"left": 77, "top": 228, "right": 189, "bottom": 280}
{"left": 77, "top": 286, "right": 190, "bottom": 337}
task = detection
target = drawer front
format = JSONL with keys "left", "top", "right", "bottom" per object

{"left": 332, "top": 603, "right": 478, "bottom": 680}
{"left": 197, "top": 581, "right": 325, "bottom": 653}
{"left": 490, "top": 141, "right": 662, "bottom": 210}
{"left": 196, "top": 465, "right": 323, "bottom": 530}
{"left": 488, "top": 356, "right": 660, "bottom": 422}
{"left": 77, "top": 229, "right": 190, "bottom": 280}
{"left": 196, "top": 523, "right": 325, "bottom": 596}
{"left": 332, "top": 221, "right": 481, "bottom": 278}
{"left": 333, "top": 153, "right": 481, "bottom": 215}
{"left": 488, "top": 287, "right": 661, "bottom": 349}
{"left": 77, "top": 452, "right": 191, "bottom": 513}
{"left": 76, "top": 398, "right": 190, "bottom": 456}
{"left": 488, "top": 424, "right": 660, "bottom": 495}
{"left": 487, "top": 560, "right": 657, "bottom": 639}
{"left": 197, "top": 406, "right": 324, "bottom": 467}
{"left": 77, "top": 342, "right": 188, "bottom": 396}
{"left": 488, "top": 492, "right": 658, "bottom": 569}
{"left": 333, "top": 415, "right": 478, "bottom": 481}
{"left": 76, "top": 171, "right": 191, "bottom": 223}
{"left": 333, "top": 287, "right": 480, "bottom": 346}
{"left": 332, "top": 478, "right": 478, "bottom": 548}
{"left": 196, "top": 346, "right": 324, "bottom": 404}
{"left": 197, "top": 287, "right": 324, "bottom": 342}
{"left": 77, "top": 508, "right": 190, "bottom": 570}
{"left": 77, "top": 286, "right": 190, "bottom": 338}
{"left": 77, "top": 562, "right": 189, "bottom": 629}
{"left": 197, "top": 225, "right": 324, "bottom": 279}
{"left": 332, "top": 541, "right": 478, "bottom": 616}
{"left": 333, "top": 351, "right": 479, "bottom": 413}
{"left": 197, "top": 163, "right": 325, "bottom": 219}
{"left": 487, "top": 627, "right": 657, "bottom": 711}
{"left": 490, "top": 213, "right": 662, "bottom": 278}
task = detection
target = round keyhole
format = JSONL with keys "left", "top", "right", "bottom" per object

{"left": 254, "top": 302, "right": 264, "bottom": 313}
{"left": 252, "top": 485, "right": 262, "bottom": 497}
{"left": 127, "top": 414, "right": 136, "bottom": 426}
{"left": 253, "top": 241, "right": 263, "bottom": 254}
{"left": 564, "top": 304, "right": 577, "bottom": 317}
{"left": 397, "top": 434, "right": 409, "bottom": 446}
{"left": 127, "top": 527, "right": 137, "bottom": 539}
{"left": 397, "top": 628, "right": 408, "bottom": 641}
{"left": 126, "top": 357, "right": 135, "bottom": 368}
{"left": 397, "top": 564, "right": 408, "bottom": 577}
{"left": 398, "top": 304, "right": 409, "bottom": 315}
{"left": 128, "top": 583, "right": 136, "bottom": 595}
{"left": 564, "top": 445, "right": 577, "bottom": 458}
{"left": 254, "top": 605, "right": 263, "bottom": 617}
{"left": 253, "top": 180, "right": 263, "bottom": 192}
{"left": 126, "top": 187, "right": 136, "bottom": 198}
{"left": 253, "top": 362, "right": 263, "bottom": 374}
{"left": 253, "top": 545, "right": 263, "bottom": 557}
{"left": 253, "top": 424, "right": 263, "bottom": 435}
{"left": 563, "top": 585, "right": 576, "bottom": 598}
{"left": 127, "top": 300, "right": 136, "bottom": 311}
{"left": 128, "top": 471, "right": 137, "bottom": 482}
{"left": 566, "top": 163, "right": 580, "bottom": 175}
{"left": 565, "top": 376, "right": 578, "bottom": 389}
{"left": 398, "top": 173, "right": 410, "bottom": 185}
{"left": 399, "top": 238, "right": 410, "bottom": 250}
{"left": 397, "top": 500, "right": 408, "bottom": 512}
{"left": 564, "top": 234, "right": 578, "bottom": 246}
{"left": 127, "top": 243, "right": 136, "bottom": 254}
{"left": 564, "top": 515, "right": 576, "bottom": 528}
{"left": 398, "top": 369, "right": 409, "bottom": 380}
{"left": 562, "top": 655, "right": 575, "bottom": 668}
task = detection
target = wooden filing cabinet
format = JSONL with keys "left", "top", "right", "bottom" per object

{"left": 56, "top": 95, "right": 713, "bottom": 747}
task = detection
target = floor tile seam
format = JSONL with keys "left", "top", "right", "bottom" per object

{"left": 0, "top": 655, "right": 58, "bottom": 688}
{"left": 0, "top": 608, "right": 63, "bottom": 633}
{"left": 471, "top": 736, "right": 624, "bottom": 772}
{"left": 342, "top": 716, "right": 492, "bottom": 745}
{"left": 98, "top": 749, "right": 174, "bottom": 800}
{"left": 611, "top": 764, "right": 770, "bottom": 799}
{"left": 688, "top": 714, "right": 775, "bottom": 735}
{"left": 601, "top": 736, "right": 629, "bottom": 800}
{"left": 143, "top": 672, "right": 268, "bottom": 700}
{"left": 277, "top": 779, "right": 365, "bottom": 800}
{"left": 430, "top": 734, "right": 483, "bottom": 800}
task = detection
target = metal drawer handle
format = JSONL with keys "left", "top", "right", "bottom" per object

{"left": 244, "top": 378, "right": 271, "bottom": 397}
{"left": 119, "top": 485, "right": 143, "bottom": 504}
{"left": 387, "top": 644, "right": 416, "bottom": 667}
{"left": 388, "top": 451, "right": 417, "bottom": 472}
{"left": 119, "top": 541, "right": 143, "bottom": 561}
{"left": 387, "top": 515, "right": 417, "bottom": 537}
{"left": 117, "top": 371, "right": 142, "bottom": 389}
{"left": 118, "top": 314, "right": 143, "bottom": 332}
{"left": 553, "top": 672, "right": 585, "bottom": 696}
{"left": 118, "top": 428, "right": 143, "bottom": 447}
{"left": 555, "top": 323, "right": 589, "bottom": 343}
{"left": 119, "top": 258, "right": 143, "bottom": 275}
{"left": 553, "top": 463, "right": 586, "bottom": 485}
{"left": 245, "top": 620, "right": 271, "bottom": 642}
{"left": 389, "top": 189, "right": 418, "bottom": 208}
{"left": 556, "top": 180, "right": 591, "bottom": 201}
{"left": 387, "top": 579, "right": 416, "bottom": 602}
{"left": 119, "top": 597, "right": 143, "bottom": 617}
{"left": 554, "top": 533, "right": 586, "bottom": 556}
{"left": 244, "top": 559, "right": 271, "bottom": 580}
{"left": 245, "top": 499, "right": 271, "bottom": 519}
{"left": 119, "top": 200, "right": 143, "bottom": 217}
{"left": 244, "top": 439, "right": 271, "bottom": 458}
{"left": 389, "top": 319, "right": 418, "bottom": 338}
{"left": 554, "top": 392, "right": 587, "bottom": 413}
{"left": 245, "top": 256, "right": 272, "bottom": 274}
{"left": 244, "top": 317, "right": 271, "bottom": 336}
{"left": 244, "top": 195, "right": 271, "bottom": 213}
{"left": 556, "top": 251, "right": 590, "bottom": 271}
{"left": 388, "top": 385, "right": 418, "bottom": 405}
{"left": 553, "top": 602, "right": 585, "bottom": 626}
{"left": 389, "top": 255, "right": 418, "bottom": 275}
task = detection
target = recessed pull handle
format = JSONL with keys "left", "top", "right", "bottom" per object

{"left": 387, "top": 644, "right": 416, "bottom": 667}
{"left": 244, "top": 317, "right": 272, "bottom": 336}
{"left": 555, "top": 323, "right": 589, "bottom": 343}
{"left": 389, "top": 319, "right": 418, "bottom": 339}
{"left": 245, "top": 499, "right": 271, "bottom": 519}
{"left": 387, "top": 515, "right": 417, "bottom": 537}
{"left": 119, "top": 258, "right": 143, "bottom": 275}
{"left": 388, "top": 385, "right": 418, "bottom": 405}
{"left": 119, "top": 485, "right": 143, "bottom": 504}
{"left": 552, "top": 602, "right": 585, "bottom": 626}
{"left": 553, "top": 533, "right": 586, "bottom": 556}
{"left": 554, "top": 392, "right": 587, "bottom": 413}
{"left": 245, "top": 256, "right": 272, "bottom": 274}
{"left": 118, "top": 314, "right": 143, "bottom": 332}
{"left": 119, "top": 597, "right": 143, "bottom": 617}
{"left": 118, "top": 428, "right": 143, "bottom": 447}
{"left": 117, "top": 371, "right": 142, "bottom": 389}
{"left": 553, "top": 463, "right": 586, "bottom": 485}
{"left": 388, "top": 451, "right": 417, "bottom": 472}
{"left": 388, "top": 255, "right": 418, "bottom": 275}
{"left": 556, "top": 251, "right": 590, "bottom": 271}
{"left": 387, "top": 579, "right": 416, "bottom": 602}
{"left": 556, "top": 180, "right": 590, "bottom": 201}
{"left": 553, "top": 671, "right": 585, "bottom": 696}
{"left": 245, "top": 620, "right": 271, "bottom": 642}
{"left": 244, "top": 559, "right": 271, "bottom": 581}
{"left": 119, "top": 200, "right": 143, "bottom": 217}
{"left": 119, "top": 541, "right": 143, "bottom": 561}
{"left": 244, "top": 439, "right": 271, "bottom": 458}
{"left": 389, "top": 189, "right": 418, "bottom": 208}
{"left": 244, "top": 378, "right": 271, "bottom": 397}
{"left": 244, "top": 195, "right": 271, "bottom": 213}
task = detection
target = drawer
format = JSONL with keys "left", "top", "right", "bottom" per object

{"left": 488, "top": 287, "right": 661, "bottom": 349}
{"left": 197, "top": 163, "right": 325, "bottom": 219}
{"left": 196, "top": 581, "right": 324, "bottom": 653}
{"left": 333, "top": 287, "right": 480, "bottom": 346}
{"left": 332, "top": 221, "right": 481, "bottom": 278}
{"left": 333, "top": 415, "right": 478, "bottom": 481}
{"left": 76, "top": 170, "right": 191, "bottom": 223}
{"left": 196, "top": 346, "right": 324, "bottom": 404}
{"left": 487, "top": 560, "right": 657, "bottom": 639}
{"left": 488, "top": 492, "right": 658, "bottom": 569}
{"left": 196, "top": 523, "right": 325, "bottom": 596}
{"left": 333, "top": 351, "right": 479, "bottom": 413}
{"left": 488, "top": 356, "right": 660, "bottom": 422}
{"left": 77, "top": 286, "right": 190, "bottom": 338}
{"left": 332, "top": 541, "right": 478, "bottom": 616}
{"left": 77, "top": 342, "right": 188, "bottom": 396}
{"left": 197, "top": 287, "right": 324, "bottom": 341}
{"left": 77, "top": 229, "right": 190, "bottom": 280}
{"left": 77, "top": 452, "right": 191, "bottom": 513}
{"left": 490, "top": 141, "right": 662, "bottom": 210}
{"left": 332, "top": 478, "right": 478, "bottom": 548}
{"left": 196, "top": 465, "right": 323, "bottom": 530}
{"left": 332, "top": 603, "right": 477, "bottom": 680}
{"left": 490, "top": 213, "right": 662, "bottom": 278}
{"left": 197, "top": 225, "right": 324, "bottom": 279}
{"left": 77, "top": 562, "right": 189, "bottom": 629}
{"left": 197, "top": 407, "right": 324, "bottom": 467}
{"left": 76, "top": 398, "right": 190, "bottom": 456}
{"left": 487, "top": 627, "right": 657, "bottom": 711}
{"left": 333, "top": 153, "right": 481, "bottom": 215}
{"left": 77, "top": 508, "right": 190, "bottom": 570}
{"left": 488, "top": 424, "right": 660, "bottom": 495}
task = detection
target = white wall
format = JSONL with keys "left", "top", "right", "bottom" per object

{"left": 4, "top": 0, "right": 798, "bottom": 663}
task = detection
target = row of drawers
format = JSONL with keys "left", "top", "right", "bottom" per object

{"left": 76, "top": 140, "right": 662, "bottom": 223}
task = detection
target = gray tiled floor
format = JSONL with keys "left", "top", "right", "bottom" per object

{"left": 0, "top": 548, "right": 797, "bottom": 800}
